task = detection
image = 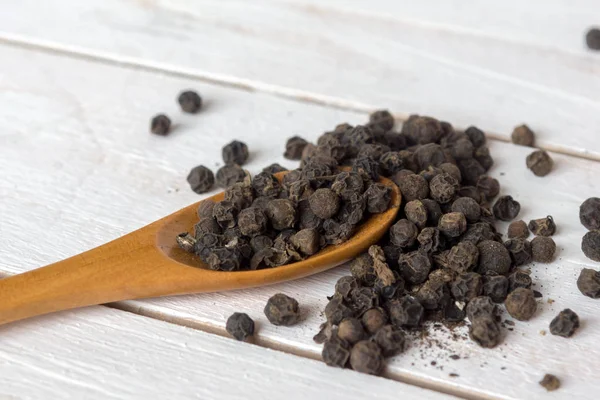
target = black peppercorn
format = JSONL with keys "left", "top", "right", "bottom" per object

{"left": 373, "top": 325, "right": 406, "bottom": 358}
{"left": 507, "top": 220, "right": 529, "bottom": 239}
{"left": 549, "top": 309, "right": 579, "bottom": 338}
{"left": 338, "top": 318, "right": 366, "bottom": 345}
{"left": 438, "top": 212, "right": 467, "bottom": 238}
{"left": 361, "top": 308, "right": 388, "bottom": 335}
{"left": 587, "top": 28, "right": 600, "bottom": 50}
{"left": 447, "top": 242, "right": 479, "bottom": 273}
{"left": 504, "top": 238, "right": 533, "bottom": 266}
{"left": 469, "top": 315, "right": 502, "bottom": 348}
{"left": 322, "top": 335, "right": 350, "bottom": 368}
{"left": 186, "top": 165, "right": 215, "bottom": 194}
{"left": 528, "top": 216, "right": 556, "bottom": 236}
{"left": 531, "top": 236, "right": 556, "bottom": 263}
{"left": 264, "top": 293, "right": 301, "bottom": 326}
{"left": 216, "top": 164, "right": 247, "bottom": 188}
{"left": 482, "top": 274, "right": 509, "bottom": 303}
{"left": 505, "top": 288, "right": 537, "bottom": 321}
{"left": 451, "top": 197, "right": 481, "bottom": 223}
{"left": 477, "top": 240, "right": 512, "bottom": 275}
{"left": 177, "top": 90, "right": 202, "bottom": 113}
{"left": 526, "top": 150, "right": 553, "bottom": 177}
{"left": 349, "top": 341, "right": 383, "bottom": 375}
{"left": 390, "top": 219, "right": 419, "bottom": 248}
{"left": 284, "top": 136, "right": 309, "bottom": 160}
{"left": 580, "top": 197, "right": 600, "bottom": 230}
{"left": 511, "top": 124, "right": 535, "bottom": 147}
{"left": 493, "top": 195, "right": 520, "bottom": 221}
{"left": 577, "top": 268, "right": 600, "bottom": 298}
{"left": 222, "top": 140, "right": 249, "bottom": 165}
{"left": 466, "top": 296, "right": 497, "bottom": 322}
{"left": 582, "top": 230, "right": 600, "bottom": 262}
{"left": 150, "top": 114, "right": 171, "bottom": 135}
{"left": 226, "top": 312, "right": 255, "bottom": 341}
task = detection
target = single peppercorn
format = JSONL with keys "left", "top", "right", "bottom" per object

{"left": 530, "top": 236, "right": 556, "bottom": 263}
{"left": 417, "top": 227, "right": 444, "bottom": 254}
{"left": 150, "top": 114, "right": 171, "bottom": 135}
{"left": 507, "top": 220, "right": 529, "bottom": 239}
{"left": 393, "top": 172, "right": 429, "bottom": 202}
{"left": 373, "top": 325, "right": 406, "bottom": 357}
{"left": 469, "top": 315, "right": 502, "bottom": 348}
{"left": 388, "top": 296, "right": 424, "bottom": 328}
{"left": 526, "top": 150, "right": 553, "bottom": 177}
{"left": 586, "top": 28, "right": 600, "bottom": 50}
{"left": 284, "top": 136, "right": 309, "bottom": 160}
{"left": 465, "top": 126, "right": 486, "bottom": 148}
{"left": 504, "top": 238, "right": 533, "bottom": 267}
{"left": 222, "top": 140, "right": 249, "bottom": 165}
{"left": 451, "top": 272, "right": 483, "bottom": 302}
{"left": 438, "top": 212, "right": 467, "bottom": 238}
{"left": 580, "top": 197, "right": 600, "bottom": 230}
{"left": 505, "top": 288, "right": 537, "bottom": 321}
{"left": 404, "top": 200, "right": 428, "bottom": 229}
{"left": 402, "top": 116, "right": 444, "bottom": 145}
{"left": 582, "top": 230, "right": 600, "bottom": 261}
{"left": 369, "top": 109, "right": 395, "bottom": 131}
{"left": 216, "top": 164, "right": 246, "bottom": 188}
{"left": 466, "top": 296, "right": 497, "bottom": 322}
{"left": 325, "top": 296, "right": 354, "bottom": 325}
{"left": 477, "top": 240, "right": 512, "bottom": 275}
{"left": 335, "top": 276, "right": 358, "bottom": 300}
{"left": 476, "top": 176, "right": 500, "bottom": 200}
{"left": 399, "top": 251, "right": 431, "bottom": 285}
{"left": 511, "top": 124, "right": 535, "bottom": 147}
{"left": 493, "top": 195, "right": 520, "bottom": 221}
{"left": 338, "top": 318, "right": 366, "bottom": 345}
{"left": 177, "top": 90, "right": 202, "bottom": 113}
{"left": 265, "top": 199, "right": 296, "bottom": 230}
{"left": 322, "top": 335, "right": 350, "bottom": 368}
{"left": 238, "top": 207, "right": 268, "bottom": 237}
{"left": 508, "top": 270, "right": 532, "bottom": 293}
{"left": 528, "top": 216, "right": 556, "bottom": 236}
{"left": 361, "top": 308, "right": 388, "bottom": 335}
{"left": 430, "top": 173, "right": 458, "bottom": 204}
{"left": 364, "top": 183, "right": 391, "bottom": 214}
{"left": 451, "top": 197, "right": 481, "bottom": 223}
{"left": 226, "top": 312, "right": 255, "bottom": 341}
{"left": 264, "top": 293, "right": 301, "bottom": 326}
{"left": 549, "top": 309, "right": 579, "bottom": 338}
{"left": 447, "top": 242, "right": 479, "bottom": 273}
{"left": 577, "top": 268, "right": 600, "bottom": 298}
{"left": 186, "top": 165, "right": 215, "bottom": 194}
{"left": 390, "top": 219, "right": 419, "bottom": 248}
{"left": 308, "top": 188, "right": 341, "bottom": 220}
{"left": 349, "top": 341, "right": 383, "bottom": 375}
{"left": 290, "top": 229, "right": 321, "bottom": 257}
{"left": 539, "top": 374, "right": 560, "bottom": 392}
{"left": 482, "top": 274, "right": 509, "bottom": 303}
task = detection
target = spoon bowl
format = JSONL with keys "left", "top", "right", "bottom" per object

{"left": 0, "top": 171, "right": 400, "bottom": 325}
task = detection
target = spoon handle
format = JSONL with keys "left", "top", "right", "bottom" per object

{"left": 0, "top": 230, "right": 160, "bottom": 325}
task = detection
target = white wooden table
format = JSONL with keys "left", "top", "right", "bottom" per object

{"left": 0, "top": 1, "right": 599, "bottom": 398}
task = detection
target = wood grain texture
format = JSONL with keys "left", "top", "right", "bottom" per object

{"left": 0, "top": 306, "right": 452, "bottom": 400}
{"left": 1, "top": 43, "right": 599, "bottom": 399}
{"left": 0, "top": 0, "right": 599, "bottom": 159}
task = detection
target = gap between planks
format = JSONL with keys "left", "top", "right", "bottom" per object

{"left": 0, "top": 31, "right": 598, "bottom": 165}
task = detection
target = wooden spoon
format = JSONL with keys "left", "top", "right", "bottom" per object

{"left": 0, "top": 172, "right": 400, "bottom": 325}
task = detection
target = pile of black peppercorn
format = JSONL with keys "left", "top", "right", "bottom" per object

{"left": 177, "top": 135, "right": 393, "bottom": 270}
{"left": 294, "top": 112, "right": 566, "bottom": 375}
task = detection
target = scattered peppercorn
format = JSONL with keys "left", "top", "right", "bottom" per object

{"left": 586, "top": 28, "right": 600, "bottom": 51}
{"left": 577, "top": 268, "right": 600, "bottom": 298}
{"left": 526, "top": 150, "right": 553, "bottom": 177}
{"left": 216, "top": 164, "right": 247, "bottom": 188}
{"left": 539, "top": 374, "right": 560, "bottom": 391}
{"left": 505, "top": 288, "right": 537, "bottom": 321}
{"left": 582, "top": 230, "right": 600, "bottom": 262}
{"left": 469, "top": 315, "right": 502, "bottom": 348}
{"left": 222, "top": 140, "right": 249, "bottom": 165}
{"left": 187, "top": 165, "right": 215, "bottom": 194}
{"left": 177, "top": 90, "right": 202, "bottom": 113}
{"left": 511, "top": 124, "right": 535, "bottom": 147}
{"left": 226, "top": 312, "right": 255, "bottom": 341}
{"left": 580, "top": 197, "right": 600, "bottom": 230}
{"left": 150, "top": 114, "right": 171, "bottom": 135}
{"left": 549, "top": 309, "right": 579, "bottom": 338}
{"left": 528, "top": 216, "right": 556, "bottom": 236}
{"left": 264, "top": 293, "right": 301, "bottom": 326}
{"left": 493, "top": 195, "right": 520, "bottom": 221}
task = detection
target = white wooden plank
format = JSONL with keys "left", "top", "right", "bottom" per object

{"left": 1, "top": 0, "right": 599, "bottom": 159}
{"left": 0, "top": 306, "right": 452, "bottom": 400}
{"left": 1, "top": 43, "right": 599, "bottom": 399}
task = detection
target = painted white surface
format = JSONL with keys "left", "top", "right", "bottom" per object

{"left": 1, "top": 42, "right": 599, "bottom": 399}
{"left": 0, "top": 306, "right": 452, "bottom": 400}
{"left": 0, "top": 0, "right": 599, "bottom": 159}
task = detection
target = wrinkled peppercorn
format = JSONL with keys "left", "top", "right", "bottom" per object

{"left": 150, "top": 114, "right": 171, "bottom": 135}
{"left": 393, "top": 173, "right": 429, "bottom": 202}
{"left": 325, "top": 296, "right": 354, "bottom": 325}
{"left": 493, "top": 195, "right": 520, "bottom": 221}
{"left": 178, "top": 90, "right": 202, "bottom": 113}
{"left": 252, "top": 172, "right": 281, "bottom": 198}
{"left": 322, "top": 335, "right": 350, "bottom": 368}
{"left": 266, "top": 199, "right": 297, "bottom": 230}
{"left": 587, "top": 28, "right": 600, "bottom": 50}
{"left": 508, "top": 270, "right": 532, "bottom": 293}
{"left": 508, "top": 220, "right": 529, "bottom": 239}
{"left": 417, "top": 227, "right": 444, "bottom": 254}
{"left": 187, "top": 165, "right": 215, "bottom": 194}
{"left": 349, "top": 340, "right": 383, "bottom": 375}
{"left": 216, "top": 164, "right": 247, "bottom": 188}
{"left": 388, "top": 296, "right": 424, "bottom": 328}
{"left": 404, "top": 200, "right": 427, "bottom": 229}
{"left": 284, "top": 136, "right": 309, "bottom": 160}
{"left": 226, "top": 312, "right": 255, "bottom": 341}
{"left": 477, "top": 240, "right": 512, "bottom": 275}
{"left": 430, "top": 173, "right": 458, "bottom": 204}
{"left": 511, "top": 124, "right": 535, "bottom": 147}
{"left": 438, "top": 212, "right": 467, "bottom": 238}
{"left": 476, "top": 176, "right": 500, "bottom": 200}
{"left": 373, "top": 325, "right": 406, "bottom": 357}
{"left": 361, "top": 308, "right": 388, "bottom": 335}
{"left": 504, "top": 238, "right": 533, "bottom": 266}
{"left": 264, "top": 293, "right": 301, "bottom": 326}
{"left": 469, "top": 315, "right": 502, "bottom": 348}
{"left": 451, "top": 197, "right": 481, "bottom": 223}
{"left": 447, "top": 242, "right": 479, "bottom": 273}
{"left": 582, "top": 230, "right": 600, "bottom": 262}
{"left": 577, "top": 268, "right": 600, "bottom": 298}
{"left": 365, "top": 183, "right": 391, "bottom": 214}
{"left": 505, "top": 288, "right": 537, "bottom": 321}
{"left": 531, "top": 236, "right": 556, "bottom": 263}
{"left": 451, "top": 272, "right": 483, "bottom": 302}
{"left": 466, "top": 296, "right": 497, "bottom": 322}
{"left": 580, "top": 197, "right": 600, "bottom": 230}
{"left": 390, "top": 219, "right": 419, "bottom": 248}
{"left": 526, "top": 150, "right": 553, "bottom": 177}
{"left": 222, "top": 140, "right": 249, "bottom": 165}
{"left": 482, "top": 274, "right": 509, "bottom": 303}
{"left": 549, "top": 309, "right": 579, "bottom": 338}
